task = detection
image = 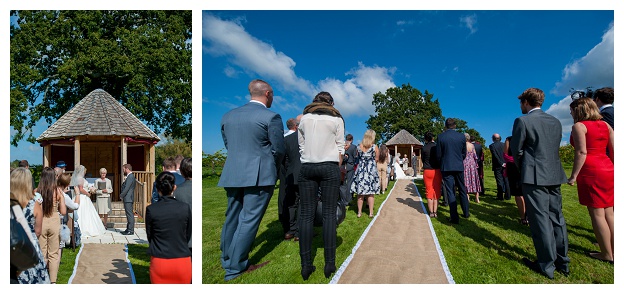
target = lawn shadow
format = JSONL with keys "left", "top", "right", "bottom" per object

{"left": 101, "top": 258, "right": 134, "bottom": 284}
{"left": 250, "top": 219, "right": 285, "bottom": 264}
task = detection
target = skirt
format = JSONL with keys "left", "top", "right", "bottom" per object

{"left": 150, "top": 256, "right": 192, "bottom": 284}
{"left": 423, "top": 169, "right": 442, "bottom": 200}
{"left": 96, "top": 196, "right": 110, "bottom": 214}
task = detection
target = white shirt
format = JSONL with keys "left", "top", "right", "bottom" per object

{"left": 284, "top": 129, "right": 295, "bottom": 137}
{"left": 64, "top": 193, "right": 80, "bottom": 210}
{"left": 249, "top": 99, "right": 267, "bottom": 108}
{"left": 298, "top": 113, "right": 345, "bottom": 163}
{"left": 527, "top": 107, "right": 541, "bottom": 114}
{"left": 600, "top": 104, "right": 613, "bottom": 112}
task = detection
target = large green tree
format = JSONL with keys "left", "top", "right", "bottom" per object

{"left": 10, "top": 10, "right": 192, "bottom": 146}
{"left": 366, "top": 84, "right": 445, "bottom": 143}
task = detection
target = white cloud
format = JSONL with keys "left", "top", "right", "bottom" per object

{"left": 204, "top": 14, "right": 397, "bottom": 118}
{"left": 203, "top": 14, "right": 315, "bottom": 96}
{"left": 553, "top": 22, "right": 614, "bottom": 96}
{"left": 547, "top": 22, "right": 614, "bottom": 140}
{"left": 460, "top": 14, "right": 478, "bottom": 35}
{"left": 318, "top": 62, "right": 396, "bottom": 117}
{"left": 223, "top": 66, "right": 239, "bottom": 78}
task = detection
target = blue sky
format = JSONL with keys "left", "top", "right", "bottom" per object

{"left": 202, "top": 10, "right": 614, "bottom": 154}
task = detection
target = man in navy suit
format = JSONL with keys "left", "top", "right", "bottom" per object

{"left": 593, "top": 87, "right": 614, "bottom": 129}
{"left": 340, "top": 134, "right": 357, "bottom": 204}
{"left": 436, "top": 118, "right": 469, "bottom": 224}
{"left": 489, "top": 134, "right": 507, "bottom": 200}
{"left": 120, "top": 164, "right": 136, "bottom": 235}
{"left": 218, "top": 79, "right": 285, "bottom": 281}
{"left": 511, "top": 88, "right": 569, "bottom": 279}
{"left": 278, "top": 114, "right": 303, "bottom": 241}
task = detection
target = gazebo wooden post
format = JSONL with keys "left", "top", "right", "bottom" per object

{"left": 121, "top": 137, "right": 127, "bottom": 184}
{"left": 394, "top": 145, "right": 398, "bottom": 157}
{"left": 74, "top": 138, "right": 81, "bottom": 169}
{"left": 43, "top": 145, "right": 51, "bottom": 168}
{"left": 410, "top": 145, "right": 414, "bottom": 167}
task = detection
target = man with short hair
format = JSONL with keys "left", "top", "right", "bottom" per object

{"left": 340, "top": 133, "right": 357, "bottom": 204}
{"left": 278, "top": 114, "right": 303, "bottom": 241}
{"left": 176, "top": 157, "right": 192, "bottom": 252}
{"left": 511, "top": 87, "right": 569, "bottom": 279}
{"left": 174, "top": 154, "right": 185, "bottom": 174}
{"left": 593, "top": 87, "right": 614, "bottom": 129}
{"left": 120, "top": 164, "right": 136, "bottom": 235}
{"left": 489, "top": 134, "right": 506, "bottom": 200}
{"left": 152, "top": 157, "right": 185, "bottom": 203}
{"left": 218, "top": 79, "right": 285, "bottom": 281}
{"left": 411, "top": 151, "right": 419, "bottom": 177}
{"left": 19, "top": 160, "right": 36, "bottom": 189}
{"left": 436, "top": 118, "right": 469, "bottom": 224}
{"left": 284, "top": 118, "right": 297, "bottom": 137}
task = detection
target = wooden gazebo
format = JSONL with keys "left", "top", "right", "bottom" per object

{"left": 36, "top": 89, "right": 160, "bottom": 218}
{"left": 385, "top": 129, "right": 424, "bottom": 173}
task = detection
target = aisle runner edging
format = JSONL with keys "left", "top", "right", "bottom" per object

{"left": 411, "top": 179, "right": 455, "bottom": 284}
{"left": 67, "top": 243, "right": 84, "bottom": 284}
{"left": 125, "top": 244, "right": 137, "bottom": 284}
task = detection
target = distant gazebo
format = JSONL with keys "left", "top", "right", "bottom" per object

{"left": 385, "top": 129, "right": 424, "bottom": 173}
{"left": 36, "top": 89, "right": 160, "bottom": 217}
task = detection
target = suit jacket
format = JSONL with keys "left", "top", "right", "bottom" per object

{"left": 152, "top": 172, "right": 185, "bottom": 203}
{"left": 145, "top": 196, "right": 191, "bottom": 258}
{"left": 278, "top": 130, "right": 302, "bottom": 214}
{"left": 120, "top": 173, "right": 136, "bottom": 203}
{"left": 489, "top": 141, "right": 505, "bottom": 170}
{"left": 175, "top": 179, "right": 192, "bottom": 248}
{"left": 473, "top": 142, "right": 484, "bottom": 166}
{"left": 342, "top": 143, "right": 357, "bottom": 171}
{"left": 436, "top": 129, "right": 467, "bottom": 172}
{"left": 218, "top": 102, "right": 285, "bottom": 188}
{"left": 600, "top": 106, "right": 614, "bottom": 129}
{"left": 510, "top": 109, "right": 567, "bottom": 186}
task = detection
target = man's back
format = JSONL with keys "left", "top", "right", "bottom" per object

{"left": 219, "top": 102, "right": 285, "bottom": 187}
{"left": 436, "top": 129, "right": 466, "bottom": 172}
{"left": 489, "top": 141, "right": 505, "bottom": 168}
{"left": 600, "top": 106, "right": 614, "bottom": 129}
{"left": 511, "top": 109, "right": 567, "bottom": 186}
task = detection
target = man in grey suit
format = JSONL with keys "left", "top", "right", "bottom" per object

{"left": 436, "top": 118, "right": 469, "bottom": 224}
{"left": 489, "top": 134, "right": 507, "bottom": 200}
{"left": 120, "top": 163, "right": 136, "bottom": 235}
{"left": 176, "top": 157, "right": 192, "bottom": 252}
{"left": 511, "top": 88, "right": 570, "bottom": 279}
{"left": 218, "top": 79, "right": 285, "bottom": 281}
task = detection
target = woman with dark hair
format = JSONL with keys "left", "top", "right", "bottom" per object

{"left": 376, "top": 144, "right": 389, "bottom": 194}
{"left": 146, "top": 171, "right": 192, "bottom": 283}
{"left": 11, "top": 167, "right": 50, "bottom": 284}
{"left": 422, "top": 132, "right": 442, "bottom": 218}
{"left": 37, "top": 167, "right": 66, "bottom": 283}
{"left": 567, "top": 97, "right": 614, "bottom": 264}
{"left": 297, "top": 91, "right": 345, "bottom": 280}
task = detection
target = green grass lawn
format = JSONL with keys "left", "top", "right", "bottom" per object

{"left": 203, "top": 166, "right": 613, "bottom": 284}
{"left": 202, "top": 176, "right": 394, "bottom": 283}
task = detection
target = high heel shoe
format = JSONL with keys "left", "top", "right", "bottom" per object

{"left": 301, "top": 265, "right": 316, "bottom": 280}
{"left": 324, "top": 264, "right": 336, "bottom": 278}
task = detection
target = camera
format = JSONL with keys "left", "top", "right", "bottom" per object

{"left": 570, "top": 87, "right": 594, "bottom": 100}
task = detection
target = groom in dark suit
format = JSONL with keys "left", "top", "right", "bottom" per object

{"left": 120, "top": 163, "right": 136, "bottom": 235}
{"left": 436, "top": 118, "right": 469, "bottom": 224}
{"left": 218, "top": 79, "right": 285, "bottom": 281}
{"left": 511, "top": 87, "right": 569, "bottom": 279}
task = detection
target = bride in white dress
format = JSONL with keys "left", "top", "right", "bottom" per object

{"left": 71, "top": 165, "right": 106, "bottom": 237}
{"left": 393, "top": 153, "right": 408, "bottom": 179}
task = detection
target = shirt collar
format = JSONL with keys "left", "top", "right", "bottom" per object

{"left": 250, "top": 100, "right": 267, "bottom": 108}
{"left": 600, "top": 104, "right": 613, "bottom": 111}
{"left": 527, "top": 107, "right": 541, "bottom": 114}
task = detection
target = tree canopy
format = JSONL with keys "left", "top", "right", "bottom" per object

{"left": 10, "top": 10, "right": 192, "bottom": 146}
{"left": 366, "top": 84, "right": 445, "bottom": 143}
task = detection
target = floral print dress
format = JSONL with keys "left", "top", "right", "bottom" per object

{"left": 18, "top": 198, "right": 51, "bottom": 284}
{"left": 350, "top": 146, "right": 381, "bottom": 195}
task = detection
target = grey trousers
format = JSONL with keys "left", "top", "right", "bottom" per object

{"left": 124, "top": 202, "right": 135, "bottom": 233}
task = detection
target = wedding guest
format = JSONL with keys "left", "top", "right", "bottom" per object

{"left": 298, "top": 91, "right": 344, "bottom": 280}
{"left": 18, "top": 159, "right": 36, "bottom": 191}
{"left": 11, "top": 167, "right": 51, "bottom": 284}
{"left": 511, "top": 87, "right": 569, "bottom": 279}
{"left": 437, "top": 118, "right": 469, "bottom": 224}
{"left": 593, "top": 87, "right": 614, "bottom": 129}
{"left": 422, "top": 132, "right": 442, "bottom": 218}
{"left": 470, "top": 135, "right": 485, "bottom": 194}
{"left": 340, "top": 134, "right": 357, "bottom": 204}
{"left": 376, "top": 144, "right": 389, "bottom": 194}
{"left": 279, "top": 114, "right": 302, "bottom": 241}
{"left": 351, "top": 130, "right": 381, "bottom": 218}
{"left": 37, "top": 167, "right": 66, "bottom": 283}
{"left": 463, "top": 133, "right": 481, "bottom": 203}
{"left": 94, "top": 167, "right": 113, "bottom": 227}
{"left": 146, "top": 172, "right": 192, "bottom": 283}
{"left": 489, "top": 134, "right": 507, "bottom": 200}
{"left": 504, "top": 136, "right": 527, "bottom": 225}
{"left": 152, "top": 157, "right": 185, "bottom": 203}
{"left": 567, "top": 97, "right": 614, "bottom": 264}
{"left": 176, "top": 157, "right": 193, "bottom": 252}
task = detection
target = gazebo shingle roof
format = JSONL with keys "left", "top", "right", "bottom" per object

{"left": 37, "top": 89, "right": 160, "bottom": 141}
{"left": 385, "top": 129, "right": 423, "bottom": 146}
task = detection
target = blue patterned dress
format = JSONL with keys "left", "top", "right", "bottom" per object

{"left": 350, "top": 146, "right": 381, "bottom": 195}
{"left": 18, "top": 198, "right": 51, "bottom": 284}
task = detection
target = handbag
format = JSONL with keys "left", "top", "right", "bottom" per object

{"left": 60, "top": 224, "right": 71, "bottom": 244}
{"left": 10, "top": 205, "right": 40, "bottom": 271}
{"left": 340, "top": 164, "right": 347, "bottom": 183}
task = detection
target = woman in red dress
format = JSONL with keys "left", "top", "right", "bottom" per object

{"left": 567, "top": 97, "right": 614, "bottom": 264}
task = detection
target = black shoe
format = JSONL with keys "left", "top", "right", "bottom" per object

{"left": 301, "top": 265, "right": 316, "bottom": 281}
{"left": 324, "top": 264, "right": 336, "bottom": 278}
{"left": 522, "top": 258, "right": 553, "bottom": 279}
{"left": 447, "top": 217, "right": 459, "bottom": 224}
{"left": 440, "top": 202, "right": 448, "bottom": 206}
{"left": 122, "top": 231, "right": 134, "bottom": 235}
{"left": 461, "top": 214, "right": 470, "bottom": 218}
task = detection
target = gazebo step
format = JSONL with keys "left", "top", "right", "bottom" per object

{"left": 107, "top": 222, "right": 146, "bottom": 229}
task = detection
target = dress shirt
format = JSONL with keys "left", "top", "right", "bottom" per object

{"left": 298, "top": 113, "right": 345, "bottom": 163}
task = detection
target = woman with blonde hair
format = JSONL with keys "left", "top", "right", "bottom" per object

{"left": 376, "top": 144, "right": 389, "bottom": 194}
{"left": 11, "top": 167, "right": 50, "bottom": 284}
{"left": 350, "top": 129, "right": 381, "bottom": 218}
{"left": 72, "top": 165, "right": 106, "bottom": 237}
{"left": 567, "top": 97, "right": 614, "bottom": 264}
{"left": 37, "top": 167, "right": 66, "bottom": 283}
{"left": 94, "top": 167, "right": 113, "bottom": 227}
